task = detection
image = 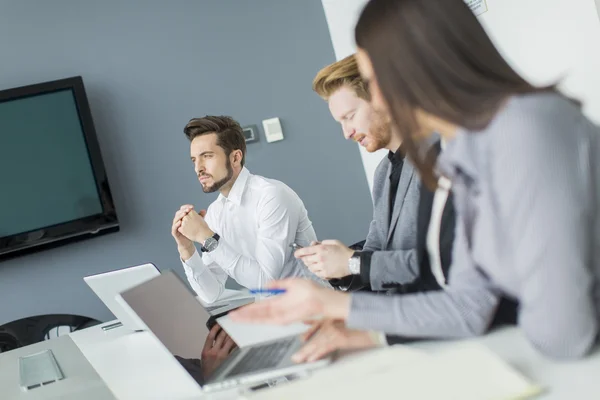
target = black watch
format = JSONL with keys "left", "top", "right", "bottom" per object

{"left": 201, "top": 233, "right": 220, "bottom": 253}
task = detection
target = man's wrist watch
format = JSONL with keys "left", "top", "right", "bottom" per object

{"left": 201, "top": 233, "right": 220, "bottom": 253}
{"left": 348, "top": 251, "right": 361, "bottom": 275}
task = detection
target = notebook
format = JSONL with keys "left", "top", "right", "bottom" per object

{"left": 243, "top": 342, "right": 543, "bottom": 400}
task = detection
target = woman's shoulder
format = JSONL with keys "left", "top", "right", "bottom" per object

{"left": 495, "top": 92, "right": 581, "bottom": 134}
{"left": 484, "top": 91, "right": 591, "bottom": 150}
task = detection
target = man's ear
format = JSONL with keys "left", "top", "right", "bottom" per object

{"left": 231, "top": 149, "right": 243, "bottom": 167}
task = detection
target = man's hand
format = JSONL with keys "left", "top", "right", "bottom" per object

{"left": 172, "top": 205, "right": 208, "bottom": 261}
{"left": 177, "top": 206, "right": 213, "bottom": 244}
{"left": 295, "top": 240, "right": 354, "bottom": 279}
{"left": 229, "top": 278, "right": 351, "bottom": 325}
{"left": 292, "top": 319, "right": 379, "bottom": 363}
{"left": 200, "top": 324, "right": 238, "bottom": 378}
{"left": 172, "top": 205, "right": 195, "bottom": 259}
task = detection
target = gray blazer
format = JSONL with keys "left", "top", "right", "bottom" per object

{"left": 362, "top": 154, "right": 421, "bottom": 290}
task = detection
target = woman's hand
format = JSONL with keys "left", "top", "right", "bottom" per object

{"left": 229, "top": 279, "right": 351, "bottom": 325}
{"left": 292, "top": 319, "right": 381, "bottom": 363}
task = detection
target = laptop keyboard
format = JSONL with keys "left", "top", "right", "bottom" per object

{"left": 225, "top": 337, "right": 296, "bottom": 378}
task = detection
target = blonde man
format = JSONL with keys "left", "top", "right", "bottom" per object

{"left": 295, "top": 55, "right": 423, "bottom": 292}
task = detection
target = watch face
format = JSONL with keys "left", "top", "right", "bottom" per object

{"left": 204, "top": 237, "right": 218, "bottom": 252}
{"left": 349, "top": 256, "right": 360, "bottom": 275}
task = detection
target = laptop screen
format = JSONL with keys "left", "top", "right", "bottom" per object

{"left": 119, "top": 270, "right": 240, "bottom": 386}
{"left": 84, "top": 263, "right": 160, "bottom": 332}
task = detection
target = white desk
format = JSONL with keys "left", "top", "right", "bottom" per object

{"left": 4, "top": 287, "right": 600, "bottom": 399}
{"left": 69, "top": 320, "right": 600, "bottom": 400}
{"left": 70, "top": 324, "right": 204, "bottom": 400}
{"left": 412, "top": 328, "right": 600, "bottom": 399}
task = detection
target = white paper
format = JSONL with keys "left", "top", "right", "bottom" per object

{"left": 465, "top": 0, "right": 488, "bottom": 16}
{"left": 217, "top": 316, "right": 309, "bottom": 348}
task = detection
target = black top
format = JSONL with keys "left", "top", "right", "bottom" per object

{"left": 387, "top": 147, "right": 405, "bottom": 224}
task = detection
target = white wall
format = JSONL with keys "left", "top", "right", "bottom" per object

{"left": 321, "top": 0, "right": 600, "bottom": 193}
{"left": 321, "top": 0, "right": 385, "bottom": 194}
{"left": 478, "top": 0, "right": 600, "bottom": 123}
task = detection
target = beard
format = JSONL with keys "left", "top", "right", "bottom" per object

{"left": 365, "top": 111, "right": 393, "bottom": 151}
{"left": 200, "top": 160, "right": 234, "bottom": 193}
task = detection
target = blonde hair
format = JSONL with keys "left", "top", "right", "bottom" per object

{"left": 312, "top": 54, "right": 370, "bottom": 101}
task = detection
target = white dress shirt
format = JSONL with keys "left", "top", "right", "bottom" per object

{"left": 182, "top": 167, "right": 328, "bottom": 303}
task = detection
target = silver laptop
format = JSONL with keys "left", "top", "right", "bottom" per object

{"left": 84, "top": 263, "right": 161, "bottom": 331}
{"left": 204, "top": 296, "right": 255, "bottom": 316}
{"left": 116, "top": 270, "right": 330, "bottom": 393}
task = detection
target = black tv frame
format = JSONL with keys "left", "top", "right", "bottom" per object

{"left": 0, "top": 76, "right": 119, "bottom": 261}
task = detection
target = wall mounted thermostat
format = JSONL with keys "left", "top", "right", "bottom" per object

{"left": 242, "top": 125, "right": 259, "bottom": 143}
{"left": 262, "top": 117, "right": 284, "bottom": 143}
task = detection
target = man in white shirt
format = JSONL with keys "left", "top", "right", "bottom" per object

{"left": 172, "top": 115, "right": 328, "bottom": 303}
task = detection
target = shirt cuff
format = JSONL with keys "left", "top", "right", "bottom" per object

{"left": 359, "top": 251, "right": 374, "bottom": 285}
{"left": 347, "top": 292, "right": 400, "bottom": 333}
{"left": 368, "top": 331, "right": 388, "bottom": 346}
{"left": 207, "top": 237, "right": 238, "bottom": 272}
{"left": 182, "top": 247, "right": 206, "bottom": 271}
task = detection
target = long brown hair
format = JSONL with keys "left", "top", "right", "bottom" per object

{"left": 355, "top": 0, "right": 553, "bottom": 188}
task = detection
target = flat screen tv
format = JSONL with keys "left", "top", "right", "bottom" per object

{"left": 0, "top": 76, "right": 118, "bottom": 260}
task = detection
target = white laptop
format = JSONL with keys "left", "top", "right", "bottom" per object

{"left": 115, "top": 270, "right": 330, "bottom": 393}
{"left": 203, "top": 294, "right": 255, "bottom": 316}
{"left": 84, "top": 263, "right": 161, "bottom": 331}
{"left": 85, "top": 263, "right": 254, "bottom": 333}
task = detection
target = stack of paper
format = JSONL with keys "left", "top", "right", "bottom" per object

{"left": 243, "top": 343, "right": 543, "bottom": 400}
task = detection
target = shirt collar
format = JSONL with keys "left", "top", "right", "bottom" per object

{"left": 387, "top": 144, "right": 405, "bottom": 166}
{"left": 436, "top": 128, "right": 480, "bottom": 183}
{"left": 217, "top": 167, "right": 250, "bottom": 206}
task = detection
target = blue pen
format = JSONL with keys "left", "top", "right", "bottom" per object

{"left": 248, "top": 289, "right": 287, "bottom": 295}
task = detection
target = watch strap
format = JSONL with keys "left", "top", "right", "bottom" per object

{"left": 358, "top": 251, "right": 374, "bottom": 284}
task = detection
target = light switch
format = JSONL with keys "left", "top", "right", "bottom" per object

{"left": 242, "top": 125, "right": 259, "bottom": 143}
{"left": 262, "top": 117, "right": 284, "bottom": 143}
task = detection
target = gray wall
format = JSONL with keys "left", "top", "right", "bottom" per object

{"left": 0, "top": 0, "right": 373, "bottom": 325}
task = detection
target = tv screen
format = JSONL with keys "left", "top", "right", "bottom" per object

{"left": 0, "top": 76, "right": 118, "bottom": 260}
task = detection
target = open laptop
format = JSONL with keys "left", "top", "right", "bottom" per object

{"left": 84, "top": 263, "right": 161, "bottom": 331}
{"left": 115, "top": 270, "right": 330, "bottom": 393}
{"left": 204, "top": 295, "right": 255, "bottom": 316}
{"left": 85, "top": 263, "right": 253, "bottom": 331}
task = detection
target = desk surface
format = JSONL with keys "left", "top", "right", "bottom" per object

{"left": 412, "top": 328, "right": 600, "bottom": 399}
{"left": 0, "top": 335, "right": 117, "bottom": 400}
{"left": 70, "top": 322, "right": 600, "bottom": 399}
{"left": 5, "top": 288, "right": 600, "bottom": 399}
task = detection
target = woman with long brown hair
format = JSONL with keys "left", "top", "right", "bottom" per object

{"left": 232, "top": 0, "right": 600, "bottom": 360}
